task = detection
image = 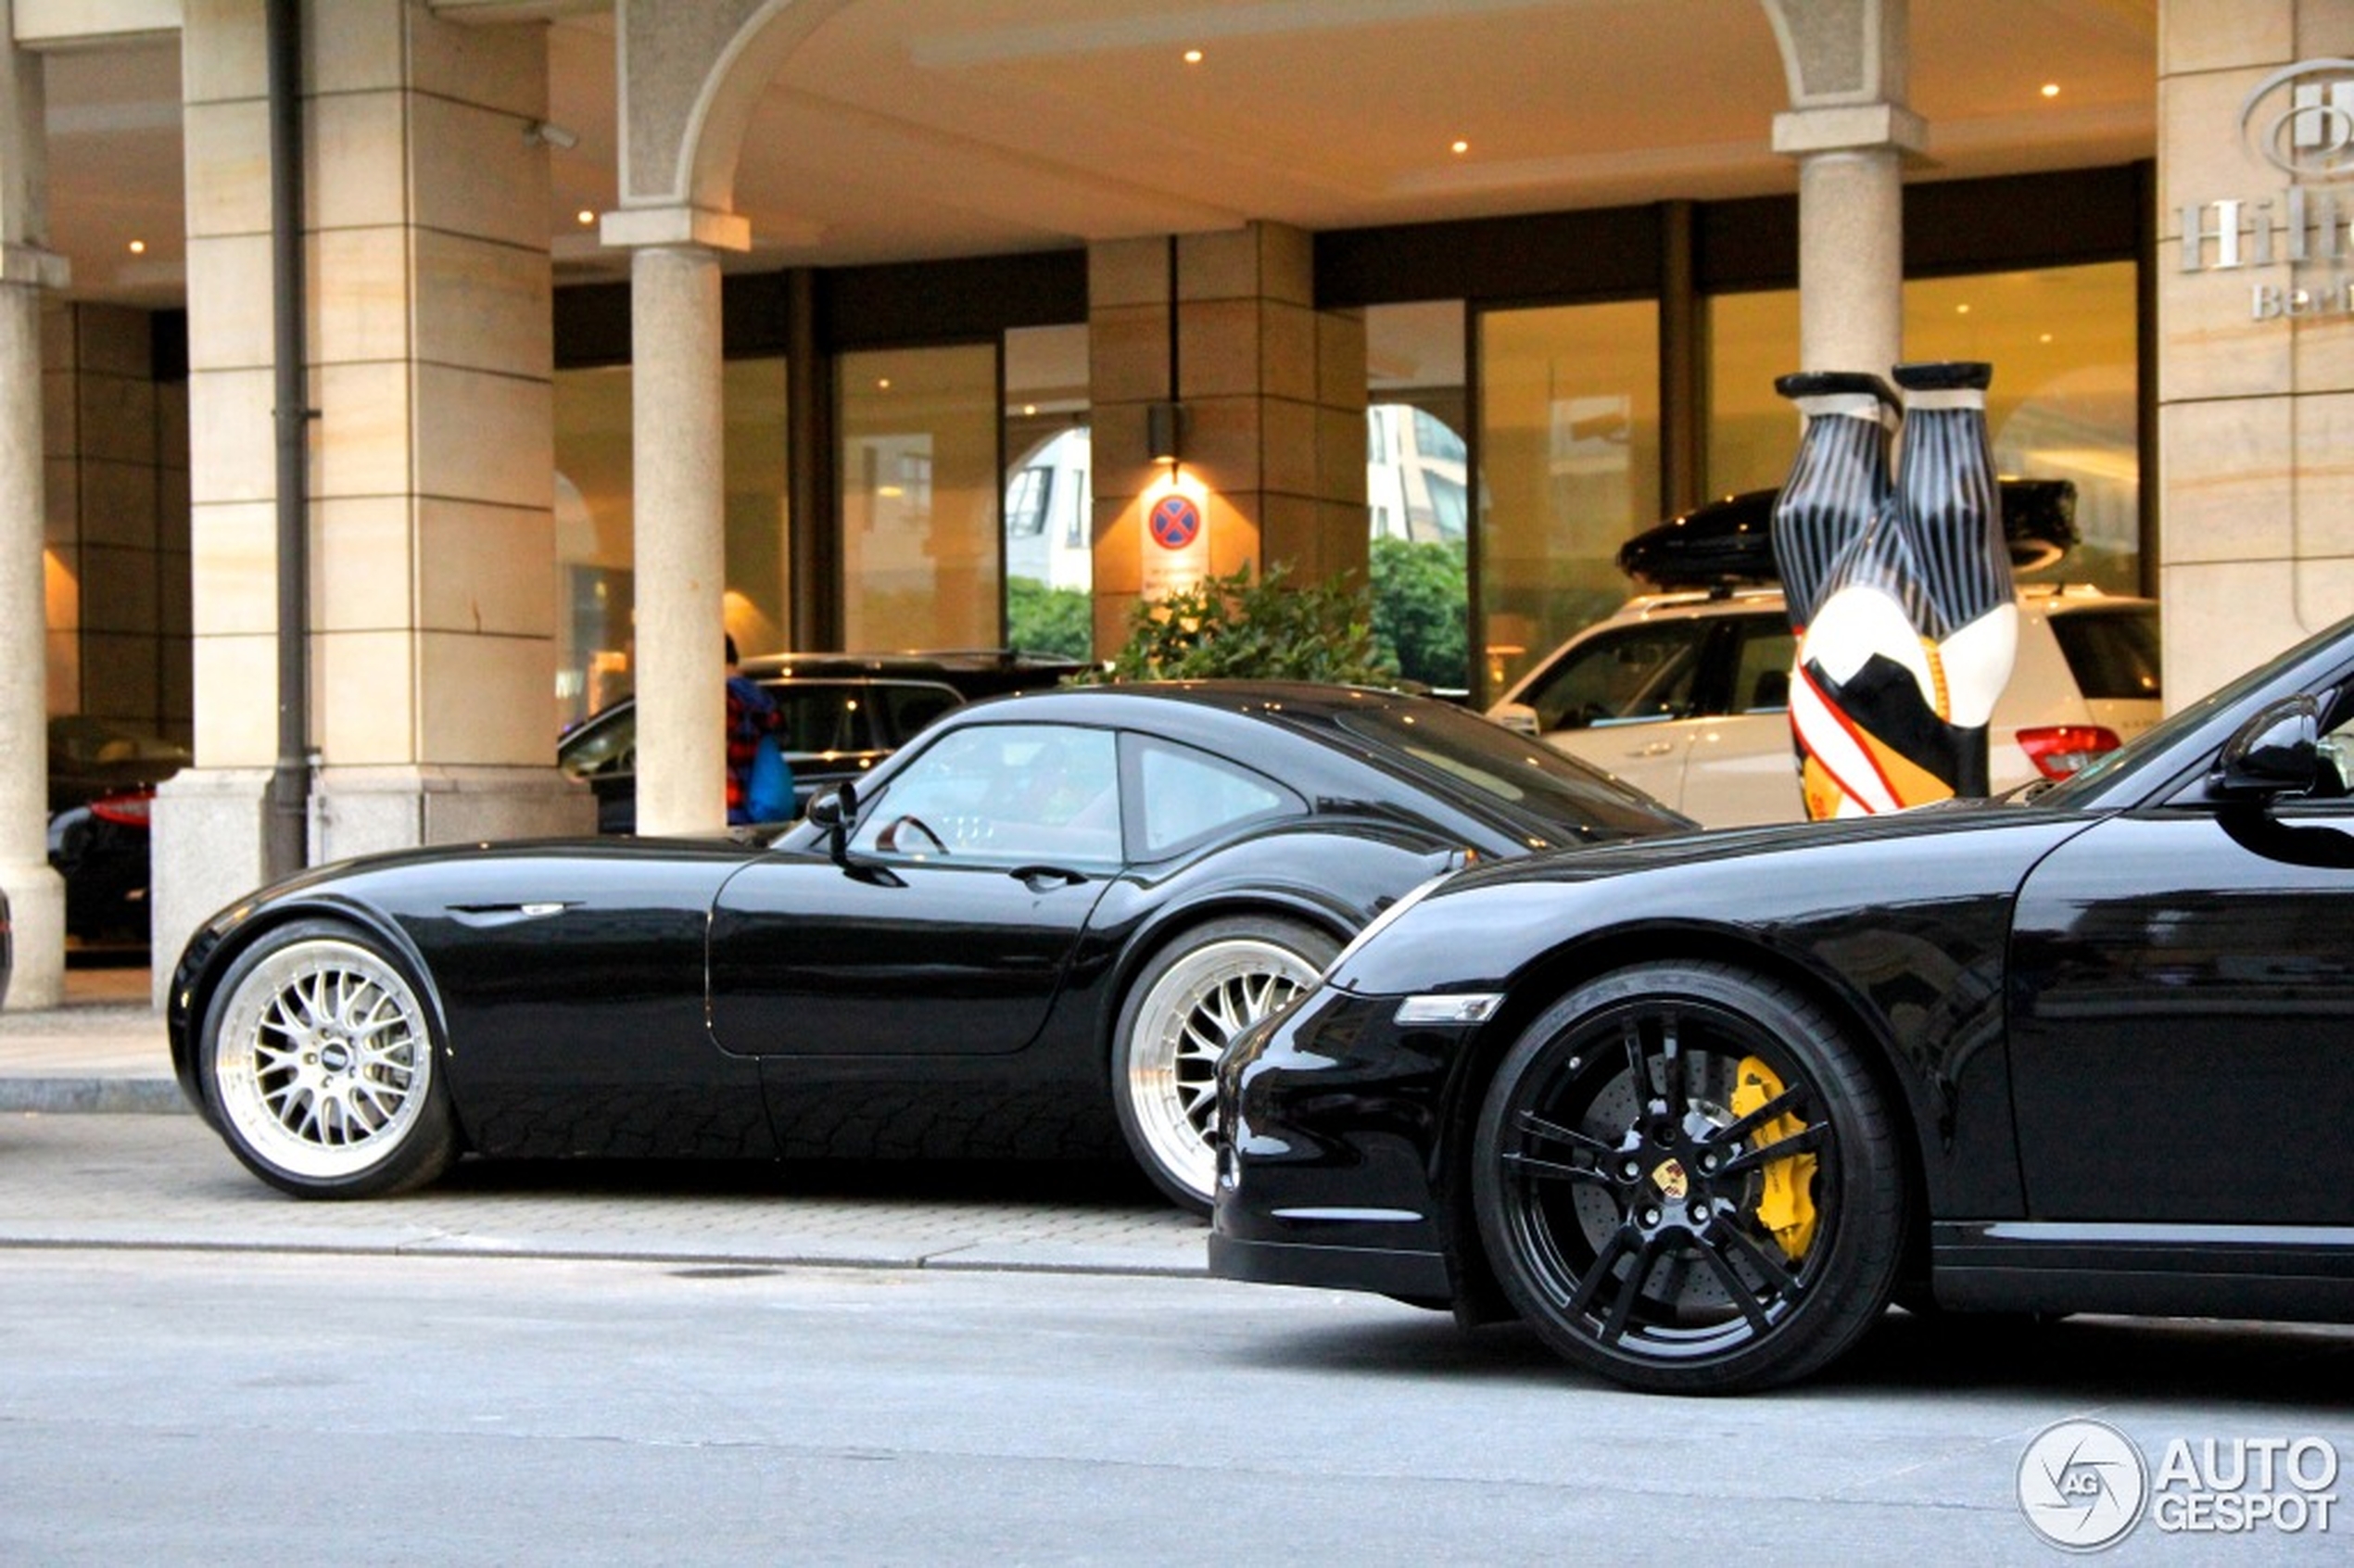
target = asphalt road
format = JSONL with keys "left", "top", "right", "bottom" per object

{"left": 5, "top": 1115, "right": 2352, "bottom": 1565}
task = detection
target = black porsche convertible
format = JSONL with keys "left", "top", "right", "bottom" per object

{"left": 168, "top": 682, "right": 1687, "bottom": 1209}
{"left": 1213, "top": 613, "right": 2354, "bottom": 1393}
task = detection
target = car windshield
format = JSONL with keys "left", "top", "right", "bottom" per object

{"left": 2038, "top": 613, "right": 2354, "bottom": 806}
{"left": 1332, "top": 702, "right": 1691, "bottom": 839}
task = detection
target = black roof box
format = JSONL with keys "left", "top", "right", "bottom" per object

{"left": 1615, "top": 477, "right": 2079, "bottom": 588}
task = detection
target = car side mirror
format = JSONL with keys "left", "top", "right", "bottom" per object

{"left": 806, "top": 780, "right": 858, "bottom": 865}
{"left": 2212, "top": 696, "right": 2319, "bottom": 798}
{"left": 1490, "top": 702, "right": 1540, "bottom": 738}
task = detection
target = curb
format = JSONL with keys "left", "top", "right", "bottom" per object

{"left": 0, "top": 1079, "right": 187, "bottom": 1115}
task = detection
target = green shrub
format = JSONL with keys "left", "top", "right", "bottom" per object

{"left": 1082, "top": 562, "right": 1398, "bottom": 686}
{"left": 1006, "top": 576, "right": 1095, "bottom": 660}
{"left": 1370, "top": 536, "right": 1469, "bottom": 691}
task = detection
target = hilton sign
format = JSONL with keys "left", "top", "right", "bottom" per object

{"left": 2183, "top": 59, "right": 2354, "bottom": 320}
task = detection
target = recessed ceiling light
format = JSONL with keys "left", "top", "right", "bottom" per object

{"left": 1451, "top": 139, "right": 1470, "bottom": 155}
{"left": 878, "top": 378, "right": 892, "bottom": 390}
{"left": 1955, "top": 303, "right": 1971, "bottom": 315}
{"left": 2041, "top": 82, "right": 2060, "bottom": 98}
{"left": 2039, "top": 333, "right": 2054, "bottom": 344}
{"left": 1183, "top": 49, "right": 1203, "bottom": 65}
{"left": 1021, "top": 403, "right": 1037, "bottom": 416}
{"left": 576, "top": 209, "right": 596, "bottom": 225}
{"left": 126, "top": 239, "right": 145, "bottom": 254}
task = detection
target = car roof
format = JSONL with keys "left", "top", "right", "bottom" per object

{"left": 740, "top": 649, "right": 1086, "bottom": 682}
{"left": 950, "top": 678, "right": 1443, "bottom": 723}
{"left": 1599, "top": 580, "right": 2151, "bottom": 623}
{"left": 869, "top": 678, "right": 1691, "bottom": 850}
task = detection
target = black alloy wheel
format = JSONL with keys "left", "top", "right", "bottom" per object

{"left": 1471, "top": 962, "right": 1904, "bottom": 1394}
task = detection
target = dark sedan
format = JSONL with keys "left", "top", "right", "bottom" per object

{"left": 169, "top": 682, "right": 1688, "bottom": 1209}
{"left": 558, "top": 650, "right": 1087, "bottom": 833}
{"left": 1214, "top": 614, "right": 2354, "bottom": 1393}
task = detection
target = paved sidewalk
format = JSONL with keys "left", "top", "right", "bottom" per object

{"left": 0, "top": 1113, "right": 1209, "bottom": 1276}
{"left": 0, "top": 964, "right": 1209, "bottom": 1277}
{"left": 0, "top": 964, "right": 178, "bottom": 1114}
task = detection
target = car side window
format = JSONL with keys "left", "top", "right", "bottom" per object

{"left": 1520, "top": 625, "right": 1706, "bottom": 731}
{"left": 851, "top": 723, "right": 1121, "bottom": 866}
{"left": 1727, "top": 620, "right": 1797, "bottom": 713}
{"left": 1131, "top": 737, "right": 1305, "bottom": 858}
{"left": 768, "top": 683, "right": 874, "bottom": 754}
{"left": 870, "top": 681, "right": 964, "bottom": 746}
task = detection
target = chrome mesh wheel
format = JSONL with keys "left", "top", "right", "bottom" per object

{"left": 209, "top": 937, "right": 437, "bottom": 1186}
{"left": 1118, "top": 924, "right": 1330, "bottom": 1210}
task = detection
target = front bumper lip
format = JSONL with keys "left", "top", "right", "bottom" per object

{"left": 1210, "top": 981, "right": 1469, "bottom": 1298}
{"left": 1208, "top": 1231, "right": 1451, "bottom": 1299}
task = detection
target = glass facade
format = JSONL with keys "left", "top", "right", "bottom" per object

{"left": 840, "top": 343, "right": 1002, "bottom": 652}
{"left": 546, "top": 203, "right": 2145, "bottom": 721}
{"left": 1003, "top": 323, "right": 1093, "bottom": 659}
{"left": 551, "top": 358, "right": 790, "bottom": 729}
{"left": 722, "top": 358, "right": 791, "bottom": 658}
{"left": 552, "top": 364, "right": 634, "bottom": 729}
{"left": 1475, "top": 299, "right": 1661, "bottom": 693}
{"left": 1366, "top": 301, "right": 1471, "bottom": 693}
{"left": 1706, "top": 261, "right": 2140, "bottom": 594}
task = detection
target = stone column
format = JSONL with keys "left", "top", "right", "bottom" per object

{"left": 0, "top": 247, "right": 67, "bottom": 1009}
{"left": 0, "top": 9, "right": 67, "bottom": 1011}
{"left": 1763, "top": 0, "right": 1924, "bottom": 376}
{"left": 605, "top": 224, "right": 733, "bottom": 834}
{"left": 1087, "top": 221, "right": 1368, "bottom": 648}
{"left": 2157, "top": 4, "right": 2354, "bottom": 703}
{"left": 156, "top": 0, "right": 588, "bottom": 1004}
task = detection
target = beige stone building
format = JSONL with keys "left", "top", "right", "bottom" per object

{"left": 0, "top": 0, "right": 2342, "bottom": 1008}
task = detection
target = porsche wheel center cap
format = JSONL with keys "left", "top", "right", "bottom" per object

{"left": 1652, "top": 1157, "right": 1690, "bottom": 1200}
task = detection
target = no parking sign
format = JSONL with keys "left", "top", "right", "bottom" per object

{"left": 1141, "top": 481, "right": 1209, "bottom": 596}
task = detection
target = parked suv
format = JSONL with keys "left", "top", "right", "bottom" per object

{"left": 1489, "top": 583, "right": 2161, "bottom": 827}
{"left": 558, "top": 650, "right": 1089, "bottom": 834}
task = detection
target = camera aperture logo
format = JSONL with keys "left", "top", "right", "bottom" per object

{"left": 2019, "top": 1419, "right": 2146, "bottom": 1551}
{"left": 2019, "top": 1420, "right": 2342, "bottom": 1551}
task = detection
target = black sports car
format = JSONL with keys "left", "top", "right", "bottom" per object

{"left": 168, "top": 682, "right": 1687, "bottom": 1208}
{"left": 1213, "top": 613, "right": 2354, "bottom": 1393}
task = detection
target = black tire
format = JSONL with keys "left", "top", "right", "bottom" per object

{"left": 1112, "top": 915, "right": 1337, "bottom": 1214}
{"left": 198, "top": 918, "right": 460, "bottom": 1199}
{"left": 1471, "top": 961, "right": 1904, "bottom": 1394}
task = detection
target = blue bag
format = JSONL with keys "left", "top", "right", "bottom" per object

{"left": 746, "top": 732, "right": 795, "bottom": 822}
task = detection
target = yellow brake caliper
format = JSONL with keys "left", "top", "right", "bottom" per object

{"left": 1730, "top": 1056, "right": 1818, "bottom": 1261}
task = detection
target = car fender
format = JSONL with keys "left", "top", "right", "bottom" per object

{"left": 1088, "top": 820, "right": 1462, "bottom": 1043}
{"left": 166, "top": 886, "right": 447, "bottom": 1119}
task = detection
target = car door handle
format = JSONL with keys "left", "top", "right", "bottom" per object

{"left": 1010, "top": 864, "right": 1088, "bottom": 891}
{"left": 1631, "top": 740, "right": 1677, "bottom": 758}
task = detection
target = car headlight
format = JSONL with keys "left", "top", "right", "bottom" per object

{"left": 1394, "top": 993, "right": 1502, "bottom": 1025}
